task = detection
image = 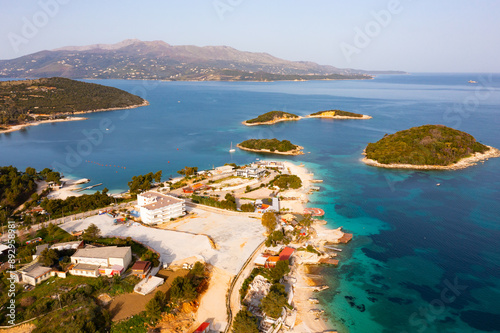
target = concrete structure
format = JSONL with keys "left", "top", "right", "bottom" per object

{"left": 70, "top": 246, "right": 132, "bottom": 277}
{"left": 254, "top": 161, "right": 285, "bottom": 170}
{"left": 50, "top": 240, "right": 84, "bottom": 251}
{"left": 214, "top": 165, "right": 235, "bottom": 175}
{"left": 134, "top": 275, "right": 164, "bottom": 295}
{"left": 137, "top": 191, "right": 185, "bottom": 224}
{"left": 236, "top": 167, "right": 266, "bottom": 178}
{"left": 17, "top": 262, "right": 52, "bottom": 286}
{"left": 257, "top": 197, "right": 280, "bottom": 213}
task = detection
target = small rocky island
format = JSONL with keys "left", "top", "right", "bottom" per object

{"left": 308, "top": 110, "right": 371, "bottom": 119}
{"left": 237, "top": 138, "right": 304, "bottom": 155}
{"left": 243, "top": 111, "right": 300, "bottom": 126}
{"left": 363, "top": 124, "right": 500, "bottom": 170}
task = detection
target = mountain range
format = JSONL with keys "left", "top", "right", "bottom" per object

{"left": 0, "top": 39, "right": 405, "bottom": 81}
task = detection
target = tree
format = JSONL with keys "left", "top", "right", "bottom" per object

{"left": 232, "top": 310, "right": 259, "bottom": 333}
{"left": 177, "top": 166, "right": 198, "bottom": 176}
{"left": 261, "top": 212, "right": 277, "bottom": 233}
{"left": 269, "top": 260, "right": 290, "bottom": 283}
{"left": 82, "top": 223, "right": 100, "bottom": 242}
{"left": 145, "top": 296, "right": 162, "bottom": 322}
{"left": 240, "top": 203, "right": 255, "bottom": 212}
{"left": 154, "top": 170, "right": 162, "bottom": 183}
{"left": 260, "top": 283, "right": 289, "bottom": 318}
{"left": 39, "top": 248, "right": 59, "bottom": 267}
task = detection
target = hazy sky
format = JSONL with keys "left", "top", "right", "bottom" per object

{"left": 1, "top": 0, "right": 499, "bottom": 72}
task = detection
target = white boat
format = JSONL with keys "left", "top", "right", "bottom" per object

{"left": 468, "top": 80, "right": 477, "bottom": 84}
{"left": 229, "top": 142, "right": 235, "bottom": 153}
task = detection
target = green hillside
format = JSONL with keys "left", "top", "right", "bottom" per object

{"left": 365, "top": 125, "right": 489, "bottom": 166}
{"left": 239, "top": 138, "right": 298, "bottom": 152}
{"left": 0, "top": 77, "right": 145, "bottom": 127}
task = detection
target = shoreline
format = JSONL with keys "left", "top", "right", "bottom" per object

{"left": 242, "top": 116, "right": 302, "bottom": 126}
{"left": 0, "top": 100, "right": 149, "bottom": 134}
{"left": 236, "top": 143, "right": 304, "bottom": 155}
{"left": 280, "top": 161, "right": 344, "bottom": 332}
{"left": 362, "top": 145, "right": 500, "bottom": 170}
{"left": 306, "top": 114, "right": 372, "bottom": 120}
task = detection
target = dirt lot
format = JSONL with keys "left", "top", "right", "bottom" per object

{"left": 109, "top": 269, "right": 189, "bottom": 322}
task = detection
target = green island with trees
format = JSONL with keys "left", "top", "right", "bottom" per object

{"left": 243, "top": 111, "right": 300, "bottom": 126}
{"left": 364, "top": 124, "right": 496, "bottom": 168}
{"left": 237, "top": 138, "right": 303, "bottom": 155}
{"left": 0, "top": 77, "right": 146, "bottom": 131}
{"left": 308, "top": 109, "right": 370, "bottom": 119}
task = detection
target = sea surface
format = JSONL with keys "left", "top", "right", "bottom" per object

{"left": 1, "top": 74, "right": 500, "bottom": 332}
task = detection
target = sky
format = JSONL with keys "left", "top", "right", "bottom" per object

{"left": 0, "top": 0, "right": 499, "bottom": 72}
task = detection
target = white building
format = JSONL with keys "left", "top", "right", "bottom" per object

{"left": 236, "top": 167, "right": 266, "bottom": 179}
{"left": 16, "top": 261, "right": 53, "bottom": 286}
{"left": 137, "top": 191, "right": 185, "bottom": 225}
{"left": 70, "top": 246, "right": 132, "bottom": 277}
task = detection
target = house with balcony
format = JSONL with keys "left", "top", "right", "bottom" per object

{"left": 137, "top": 191, "right": 185, "bottom": 225}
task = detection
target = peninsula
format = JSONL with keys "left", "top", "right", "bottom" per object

{"left": 0, "top": 77, "right": 148, "bottom": 133}
{"left": 362, "top": 124, "right": 500, "bottom": 170}
{"left": 308, "top": 109, "right": 372, "bottom": 119}
{"left": 243, "top": 111, "right": 301, "bottom": 126}
{"left": 237, "top": 138, "right": 304, "bottom": 155}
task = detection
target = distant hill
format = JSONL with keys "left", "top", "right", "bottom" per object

{"left": 365, "top": 125, "right": 490, "bottom": 166}
{"left": 0, "top": 39, "right": 405, "bottom": 81}
{"left": 0, "top": 77, "right": 145, "bottom": 127}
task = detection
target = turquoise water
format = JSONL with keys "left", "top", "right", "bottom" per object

{"left": 1, "top": 74, "right": 500, "bottom": 332}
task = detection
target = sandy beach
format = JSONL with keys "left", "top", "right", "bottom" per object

{"left": 47, "top": 177, "right": 88, "bottom": 200}
{"left": 362, "top": 145, "right": 500, "bottom": 170}
{"left": 307, "top": 114, "right": 372, "bottom": 120}
{"left": 0, "top": 117, "right": 87, "bottom": 134}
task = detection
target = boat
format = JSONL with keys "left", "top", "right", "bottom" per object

{"left": 436, "top": 183, "right": 441, "bottom": 186}
{"left": 229, "top": 142, "right": 235, "bottom": 153}
{"left": 468, "top": 80, "right": 478, "bottom": 84}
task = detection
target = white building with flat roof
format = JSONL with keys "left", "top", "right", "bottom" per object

{"left": 70, "top": 246, "right": 132, "bottom": 277}
{"left": 137, "top": 191, "right": 185, "bottom": 225}
{"left": 236, "top": 167, "right": 266, "bottom": 179}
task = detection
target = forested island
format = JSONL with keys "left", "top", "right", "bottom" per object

{"left": 237, "top": 138, "right": 304, "bottom": 155}
{"left": 0, "top": 77, "right": 147, "bottom": 132}
{"left": 243, "top": 111, "right": 300, "bottom": 126}
{"left": 308, "top": 110, "right": 371, "bottom": 119}
{"left": 363, "top": 124, "right": 500, "bottom": 170}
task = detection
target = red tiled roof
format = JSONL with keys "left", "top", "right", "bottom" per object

{"left": 131, "top": 261, "right": 151, "bottom": 272}
{"left": 279, "top": 247, "right": 295, "bottom": 261}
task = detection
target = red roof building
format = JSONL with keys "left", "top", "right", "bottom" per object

{"left": 193, "top": 322, "right": 210, "bottom": 333}
{"left": 279, "top": 247, "right": 295, "bottom": 261}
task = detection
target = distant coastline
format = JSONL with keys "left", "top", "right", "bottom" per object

{"left": 236, "top": 143, "right": 304, "bottom": 155}
{"left": 362, "top": 145, "right": 500, "bottom": 170}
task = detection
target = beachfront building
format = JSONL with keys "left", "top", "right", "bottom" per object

{"left": 50, "top": 240, "right": 84, "bottom": 251}
{"left": 213, "top": 165, "right": 235, "bottom": 175}
{"left": 137, "top": 191, "right": 185, "bottom": 225}
{"left": 69, "top": 246, "right": 132, "bottom": 277}
{"left": 236, "top": 167, "right": 266, "bottom": 179}
{"left": 256, "top": 197, "right": 280, "bottom": 213}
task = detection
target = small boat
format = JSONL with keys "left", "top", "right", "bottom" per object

{"left": 229, "top": 142, "right": 235, "bottom": 153}
{"left": 436, "top": 183, "right": 441, "bottom": 186}
{"left": 468, "top": 80, "right": 478, "bottom": 84}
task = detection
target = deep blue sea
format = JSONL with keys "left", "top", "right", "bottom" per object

{"left": 1, "top": 74, "right": 499, "bottom": 332}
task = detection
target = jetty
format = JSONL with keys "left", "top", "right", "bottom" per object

{"left": 324, "top": 245, "right": 342, "bottom": 252}
{"left": 76, "top": 183, "right": 103, "bottom": 192}
{"left": 338, "top": 233, "right": 353, "bottom": 243}
{"left": 319, "top": 258, "right": 339, "bottom": 265}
